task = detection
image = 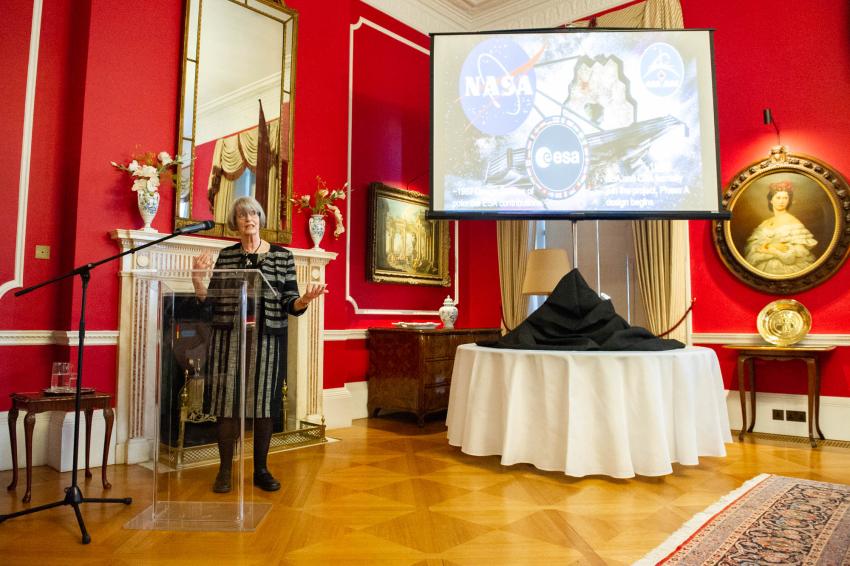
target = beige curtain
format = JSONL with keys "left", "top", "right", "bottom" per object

{"left": 210, "top": 119, "right": 281, "bottom": 224}
{"left": 497, "top": 221, "right": 534, "bottom": 333}
{"left": 593, "top": 0, "right": 691, "bottom": 343}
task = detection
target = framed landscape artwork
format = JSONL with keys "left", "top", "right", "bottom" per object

{"left": 713, "top": 146, "right": 850, "bottom": 293}
{"left": 368, "top": 182, "right": 451, "bottom": 286}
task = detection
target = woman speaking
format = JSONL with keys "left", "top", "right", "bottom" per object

{"left": 192, "top": 196, "right": 327, "bottom": 493}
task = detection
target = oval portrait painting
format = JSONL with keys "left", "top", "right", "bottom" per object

{"left": 713, "top": 148, "right": 850, "bottom": 294}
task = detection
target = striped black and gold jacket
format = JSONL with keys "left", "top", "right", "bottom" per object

{"left": 207, "top": 243, "right": 305, "bottom": 334}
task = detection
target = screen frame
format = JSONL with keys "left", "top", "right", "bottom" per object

{"left": 428, "top": 27, "right": 725, "bottom": 221}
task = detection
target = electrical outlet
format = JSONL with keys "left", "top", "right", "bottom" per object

{"left": 772, "top": 409, "right": 785, "bottom": 421}
{"left": 35, "top": 245, "right": 50, "bottom": 259}
{"left": 786, "top": 410, "right": 806, "bottom": 423}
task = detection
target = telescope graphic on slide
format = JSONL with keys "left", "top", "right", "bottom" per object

{"left": 483, "top": 115, "right": 688, "bottom": 196}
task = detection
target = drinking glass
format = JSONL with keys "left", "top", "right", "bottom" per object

{"left": 64, "top": 372, "right": 78, "bottom": 390}
{"left": 51, "top": 362, "right": 70, "bottom": 390}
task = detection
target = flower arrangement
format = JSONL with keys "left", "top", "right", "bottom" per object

{"left": 111, "top": 151, "right": 182, "bottom": 193}
{"left": 291, "top": 176, "right": 349, "bottom": 238}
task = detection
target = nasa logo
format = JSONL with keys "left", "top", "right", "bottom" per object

{"left": 459, "top": 38, "right": 536, "bottom": 136}
{"left": 640, "top": 42, "right": 684, "bottom": 97}
{"left": 526, "top": 117, "right": 587, "bottom": 199}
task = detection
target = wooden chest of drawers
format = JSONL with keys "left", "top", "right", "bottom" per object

{"left": 366, "top": 327, "right": 501, "bottom": 426}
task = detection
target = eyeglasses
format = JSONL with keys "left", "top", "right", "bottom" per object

{"left": 236, "top": 210, "right": 259, "bottom": 219}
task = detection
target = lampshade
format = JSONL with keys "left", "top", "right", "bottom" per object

{"left": 521, "top": 248, "right": 571, "bottom": 295}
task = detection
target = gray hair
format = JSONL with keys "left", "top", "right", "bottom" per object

{"left": 226, "top": 196, "right": 267, "bottom": 231}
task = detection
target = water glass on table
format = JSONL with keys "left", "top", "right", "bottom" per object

{"left": 51, "top": 362, "right": 70, "bottom": 391}
{"left": 63, "top": 372, "right": 78, "bottom": 391}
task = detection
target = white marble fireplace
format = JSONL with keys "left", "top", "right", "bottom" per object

{"left": 110, "top": 229, "right": 336, "bottom": 464}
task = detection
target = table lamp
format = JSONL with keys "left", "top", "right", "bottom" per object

{"left": 521, "top": 248, "right": 571, "bottom": 296}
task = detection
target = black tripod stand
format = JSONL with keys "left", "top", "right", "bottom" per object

{"left": 0, "top": 220, "right": 213, "bottom": 543}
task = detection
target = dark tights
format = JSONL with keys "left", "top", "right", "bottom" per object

{"left": 216, "top": 416, "right": 273, "bottom": 476}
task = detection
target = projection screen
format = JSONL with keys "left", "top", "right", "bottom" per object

{"left": 430, "top": 28, "right": 724, "bottom": 220}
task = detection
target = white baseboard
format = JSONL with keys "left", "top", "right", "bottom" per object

{"left": 323, "top": 381, "right": 369, "bottom": 430}
{"left": 0, "top": 410, "right": 116, "bottom": 472}
{"left": 0, "top": 412, "right": 52, "bottom": 470}
{"left": 6, "top": 387, "right": 841, "bottom": 469}
{"left": 48, "top": 411, "right": 116, "bottom": 472}
{"left": 725, "top": 390, "right": 850, "bottom": 441}
{"left": 120, "top": 437, "right": 154, "bottom": 465}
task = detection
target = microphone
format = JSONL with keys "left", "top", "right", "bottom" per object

{"left": 175, "top": 220, "right": 215, "bottom": 235}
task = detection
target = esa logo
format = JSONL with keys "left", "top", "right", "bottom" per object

{"left": 640, "top": 42, "right": 684, "bottom": 97}
{"left": 526, "top": 117, "right": 587, "bottom": 199}
{"left": 459, "top": 38, "right": 536, "bottom": 136}
{"left": 534, "top": 148, "right": 582, "bottom": 167}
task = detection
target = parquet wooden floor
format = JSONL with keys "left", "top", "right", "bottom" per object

{"left": 1, "top": 415, "right": 849, "bottom": 565}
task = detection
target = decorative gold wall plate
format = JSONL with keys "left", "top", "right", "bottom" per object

{"left": 756, "top": 299, "right": 812, "bottom": 346}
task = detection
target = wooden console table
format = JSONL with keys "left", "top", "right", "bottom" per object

{"left": 724, "top": 345, "right": 835, "bottom": 447}
{"left": 6, "top": 391, "right": 114, "bottom": 502}
{"left": 367, "top": 327, "right": 501, "bottom": 426}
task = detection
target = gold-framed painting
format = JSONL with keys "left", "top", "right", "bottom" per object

{"left": 368, "top": 182, "right": 451, "bottom": 286}
{"left": 713, "top": 146, "right": 850, "bottom": 293}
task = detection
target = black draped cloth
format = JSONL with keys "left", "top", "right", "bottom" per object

{"left": 480, "top": 269, "right": 684, "bottom": 351}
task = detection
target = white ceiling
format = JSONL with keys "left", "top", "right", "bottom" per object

{"left": 360, "top": 0, "right": 630, "bottom": 35}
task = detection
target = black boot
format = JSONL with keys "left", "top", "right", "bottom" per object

{"left": 213, "top": 469, "right": 232, "bottom": 493}
{"left": 253, "top": 469, "right": 280, "bottom": 491}
{"left": 253, "top": 418, "right": 280, "bottom": 491}
{"left": 213, "top": 417, "right": 238, "bottom": 493}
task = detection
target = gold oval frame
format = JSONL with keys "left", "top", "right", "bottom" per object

{"left": 713, "top": 146, "right": 850, "bottom": 293}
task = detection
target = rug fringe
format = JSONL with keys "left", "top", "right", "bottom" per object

{"left": 634, "top": 473, "right": 772, "bottom": 565}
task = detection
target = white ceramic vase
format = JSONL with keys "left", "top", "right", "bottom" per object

{"left": 439, "top": 296, "right": 458, "bottom": 329}
{"left": 309, "top": 214, "right": 326, "bottom": 250}
{"left": 137, "top": 189, "right": 160, "bottom": 232}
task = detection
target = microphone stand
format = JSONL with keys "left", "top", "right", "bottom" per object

{"left": 0, "top": 226, "right": 206, "bottom": 543}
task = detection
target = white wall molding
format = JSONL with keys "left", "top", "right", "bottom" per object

{"left": 360, "top": 0, "right": 627, "bottom": 34}
{"left": 0, "top": 0, "right": 42, "bottom": 300}
{"left": 0, "top": 330, "right": 119, "bottom": 346}
{"left": 693, "top": 332, "right": 850, "bottom": 347}
{"left": 324, "top": 329, "right": 369, "bottom": 341}
{"left": 346, "top": 17, "right": 459, "bottom": 316}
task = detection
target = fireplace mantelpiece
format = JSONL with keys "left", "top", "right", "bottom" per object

{"left": 110, "top": 229, "right": 336, "bottom": 464}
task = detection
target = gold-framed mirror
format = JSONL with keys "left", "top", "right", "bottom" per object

{"left": 176, "top": 0, "right": 296, "bottom": 243}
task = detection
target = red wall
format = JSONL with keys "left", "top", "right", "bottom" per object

{"left": 683, "top": 0, "right": 850, "bottom": 396}
{"left": 0, "top": 0, "right": 500, "bottom": 407}
{"left": 12, "top": 0, "right": 840, "bottom": 408}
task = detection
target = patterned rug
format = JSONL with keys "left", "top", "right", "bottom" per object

{"left": 638, "top": 474, "right": 850, "bottom": 565}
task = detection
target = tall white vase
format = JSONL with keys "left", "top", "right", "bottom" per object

{"left": 137, "top": 190, "right": 160, "bottom": 233}
{"left": 309, "top": 214, "right": 326, "bottom": 250}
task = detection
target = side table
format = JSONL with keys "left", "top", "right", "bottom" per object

{"left": 723, "top": 345, "right": 835, "bottom": 447}
{"left": 367, "top": 327, "right": 501, "bottom": 426}
{"left": 6, "top": 391, "right": 114, "bottom": 503}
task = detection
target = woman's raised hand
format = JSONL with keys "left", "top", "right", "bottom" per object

{"left": 192, "top": 251, "right": 214, "bottom": 298}
{"left": 295, "top": 283, "right": 328, "bottom": 310}
{"left": 192, "top": 252, "right": 213, "bottom": 278}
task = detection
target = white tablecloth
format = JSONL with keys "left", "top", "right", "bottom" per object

{"left": 446, "top": 345, "right": 732, "bottom": 478}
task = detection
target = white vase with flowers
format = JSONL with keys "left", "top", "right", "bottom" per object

{"left": 111, "top": 150, "right": 182, "bottom": 232}
{"left": 292, "top": 176, "right": 348, "bottom": 250}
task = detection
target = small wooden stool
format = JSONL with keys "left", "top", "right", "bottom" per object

{"left": 6, "top": 391, "right": 114, "bottom": 503}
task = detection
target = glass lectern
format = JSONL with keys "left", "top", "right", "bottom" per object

{"left": 126, "top": 269, "right": 276, "bottom": 531}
